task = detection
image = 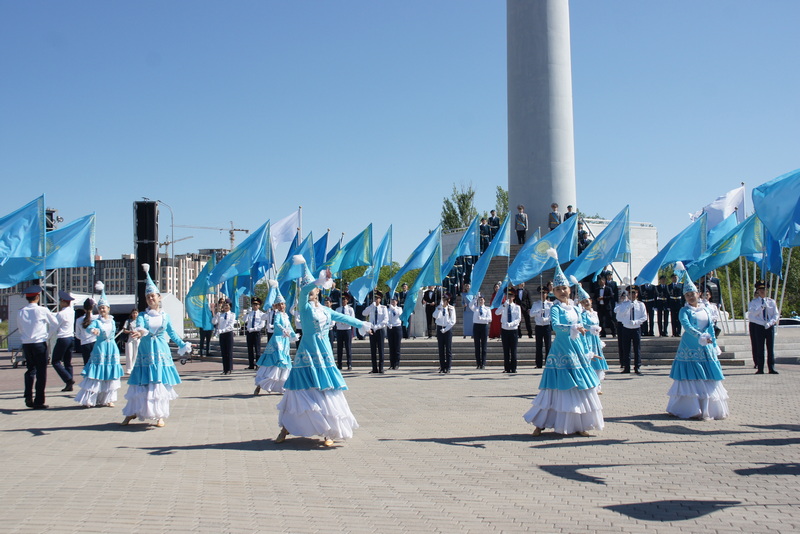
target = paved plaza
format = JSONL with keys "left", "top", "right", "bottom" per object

{"left": 1, "top": 353, "right": 798, "bottom": 533}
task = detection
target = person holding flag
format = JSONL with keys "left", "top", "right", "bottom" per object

{"left": 666, "top": 272, "right": 729, "bottom": 420}
{"left": 523, "top": 249, "right": 603, "bottom": 437}
{"left": 572, "top": 277, "right": 608, "bottom": 394}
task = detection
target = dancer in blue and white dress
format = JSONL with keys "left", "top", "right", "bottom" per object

{"left": 666, "top": 271, "right": 729, "bottom": 420}
{"left": 121, "top": 264, "right": 191, "bottom": 427}
{"left": 275, "top": 258, "right": 369, "bottom": 447}
{"left": 254, "top": 281, "right": 296, "bottom": 395}
{"left": 572, "top": 276, "right": 608, "bottom": 393}
{"left": 75, "top": 282, "right": 125, "bottom": 407}
{"left": 523, "top": 250, "right": 603, "bottom": 436}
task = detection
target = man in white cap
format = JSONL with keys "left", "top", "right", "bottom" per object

{"left": 18, "top": 285, "right": 58, "bottom": 409}
{"left": 52, "top": 290, "right": 76, "bottom": 391}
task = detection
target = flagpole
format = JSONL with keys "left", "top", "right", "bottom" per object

{"left": 740, "top": 257, "right": 749, "bottom": 333}
{"left": 298, "top": 206, "right": 302, "bottom": 239}
{"left": 779, "top": 247, "right": 792, "bottom": 313}
{"left": 722, "top": 266, "right": 733, "bottom": 333}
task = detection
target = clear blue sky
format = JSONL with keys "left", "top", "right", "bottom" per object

{"left": 2, "top": 1, "right": 798, "bottom": 264}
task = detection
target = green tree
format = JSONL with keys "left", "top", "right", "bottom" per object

{"left": 441, "top": 183, "right": 478, "bottom": 231}
{"left": 495, "top": 185, "right": 508, "bottom": 221}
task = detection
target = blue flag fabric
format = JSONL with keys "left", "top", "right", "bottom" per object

{"left": 0, "top": 212, "right": 96, "bottom": 289}
{"left": 222, "top": 276, "right": 248, "bottom": 316}
{"left": 314, "top": 232, "right": 329, "bottom": 271}
{"left": 324, "top": 224, "right": 372, "bottom": 276}
{"left": 467, "top": 215, "right": 511, "bottom": 298}
{"left": 507, "top": 213, "right": 580, "bottom": 286}
{"left": 752, "top": 168, "right": 800, "bottom": 247}
{"left": 441, "top": 216, "right": 480, "bottom": 280}
{"left": 208, "top": 220, "right": 272, "bottom": 286}
{"left": 687, "top": 214, "right": 772, "bottom": 279}
{"left": 186, "top": 255, "right": 216, "bottom": 330}
{"left": 326, "top": 239, "right": 341, "bottom": 262}
{"left": 386, "top": 225, "right": 442, "bottom": 293}
{"left": 564, "top": 206, "right": 631, "bottom": 282}
{"left": 636, "top": 213, "right": 707, "bottom": 285}
{"left": 0, "top": 195, "right": 45, "bottom": 266}
{"left": 707, "top": 212, "right": 738, "bottom": 248}
{"left": 349, "top": 226, "right": 393, "bottom": 305}
{"left": 743, "top": 227, "right": 783, "bottom": 277}
{"left": 277, "top": 232, "right": 315, "bottom": 297}
{"left": 400, "top": 241, "right": 442, "bottom": 326}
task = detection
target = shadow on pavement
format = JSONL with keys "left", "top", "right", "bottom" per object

{"left": 539, "top": 464, "right": 623, "bottom": 485}
{"left": 727, "top": 437, "right": 800, "bottom": 447}
{"left": 733, "top": 463, "right": 800, "bottom": 476}
{"left": 383, "top": 433, "right": 534, "bottom": 448}
{"left": 132, "top": 437, "right": 334, "bottom": 455}
{"left": 605, "top": 499, "right": 740, "bottom": 521}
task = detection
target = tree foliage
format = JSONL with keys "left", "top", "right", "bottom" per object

{"left": 441, "top": 183, "right": 478, "bottom": 231}
{"left": 495, "top": 185, "right": 508, "bottom": 221}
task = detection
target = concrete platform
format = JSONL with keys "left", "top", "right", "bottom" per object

{"left": 0, "top": 350, "right": 798, "bottom": 532}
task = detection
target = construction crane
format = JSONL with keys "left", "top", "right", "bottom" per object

{"left": 174, "top": 222, "right": 249, "bottom": 250}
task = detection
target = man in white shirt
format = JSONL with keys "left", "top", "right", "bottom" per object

{"left": 335, "top": 294, "right": 356, "bottom": 370}
{"left": 615, "top": 286, "right": 647, "bottom": 374}
{"left": 18, "top": 286, "right": 58, "bottom": 409}
{"left": 433, "top": 295, "right": 457, "bottom": 373}
{"left": 243, "top": 297, "right": 266, "bottom": 369}
{"left": 530, "top": 287, "right": 553, "bottom": 368}
{"left": 386, "top": 297, "right": 403, "bottom": 370}
{"left": 747, "top": 281, "right": 780, "bottom": 374}
{"left": 469, "top": 294, "right": 492, "bottom": 369}
{"left": 363, "top": 292, "right": 388, "bottom": 374}
{"left": 52, "top": 290, "right": 76, "bottom": 391}
{"left": 497, "top": 290, "right": 522, "bottom": 373}
{"left": 212, "top": 299, "right": 236, "bottom": 375}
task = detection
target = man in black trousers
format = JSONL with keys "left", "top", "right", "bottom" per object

{"left": 18, "top": 285, "right": 57, "bottom": 409}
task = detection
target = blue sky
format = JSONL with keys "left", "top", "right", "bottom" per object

{"left": 2, "top": 1, "right": 798, "bottom": 264}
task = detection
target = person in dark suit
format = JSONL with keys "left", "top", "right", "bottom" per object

{"left": 488, "top": 210, "right": 500, "bottom": 241}
{"left": 515, "top": 282, "right": 533, "bottom": 338}
{"left": 594, "top": 276, "right": 616, "bottom": 338}
{"left": 479, "top": 217, "right": 491, "bottom": 253}
{"left": 422, "top": 286, "right": 440, "bottom": 338}
{"left": 668, "top": 273, "right": 684, "bottom": 336}
{"left": 548, "top": 203, "right": 561, "bottom": 231}
{"left": 638, "top": 281, "right": 657, "bottom": 336}
{"left": 328, "top": 282, "right": 342, "bottom": 310}
{"left": 655, "top": 275, "right": 670, "bottom": 337}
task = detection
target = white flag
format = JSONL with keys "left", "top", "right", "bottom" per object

{"left": 270, "top": 209, "right": 300, "bottom": 252}
{"left": 690, "top": 185, "right": 744, "bottom": 229}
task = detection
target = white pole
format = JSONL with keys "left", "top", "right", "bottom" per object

{"left": 739, "top": 257, "right": 748, "bottom": 333}
{"left": 779, "top": 247, "right": 792, "bottom": 314}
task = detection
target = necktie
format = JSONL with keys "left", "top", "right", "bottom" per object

{"left": 762, "top": 298, "right": 766, "bottom": 321}
{"left": 224, "top": 312, "right": 228, "bottom": 320}
{"left": 250, "top": 313, "right": 255, "bottom": 329}
{"left": 630, "top": 305, "right": 634, "bottom": 321}
{"left": 373, "top": 308, "right": 377, "bottom": 325}
{"left": 507, "top": 305, "right": 512, "bottom": 322}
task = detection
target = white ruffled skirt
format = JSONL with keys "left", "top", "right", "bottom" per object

{"left": 277, "top": 389, "right": 358, "bottom": 440}
{"left": 666, "top": 379, "right": 729, "bottom": 420}
{"left": 122, "top": 383, "right": 179, "bottom": 421}
{"left": 255, "top": 366, "right": 290, "bottom": 393}
{"left": 523, "top": 387, "right": 604, "bottom": 434}
{"left": 74, "top": 378, "right": 121, "bottom": 407}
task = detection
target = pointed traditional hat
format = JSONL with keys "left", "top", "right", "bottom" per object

{"left": 547, "top": 248, "right": 569, "bottom": 288}
{"left": 569, "top": 275, "right": 590, "bottom": 302}
{"left": 95, "top": 280, "right": 109, "bottom": 307}
{"left": 142, "top": 263, "right": 159, "bottom": 295}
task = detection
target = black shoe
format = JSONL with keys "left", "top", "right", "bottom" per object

{"left": 32, "top": 404, "right": 49, "bottom": 410}
{"left": 621, "top": 369, "right": 631, "bottom": 374}
{"left": 347, "top": 366, "right": 352, "bottom": 371}
{"left": 769, "top": 370, "right": 779, "bottom": 375}
{"left": 635, "top": 370, "right": 643, "bottom": 375}
{"left": 25, "top": 400, "right": 34, "bottom": 408}
{"left": 444, "top": 369, "right": 450, "bottom": 373}
{"left": 755, "top": 370, "right": 764, "bottom": 374}
{"left": 247, "top": 366, "right": 256, "bottom": 370}
{"left": 62, "top": 380, "right": 75, "bottom": 392}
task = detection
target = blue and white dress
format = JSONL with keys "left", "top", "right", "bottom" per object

{"left": 666, "top": 304, "right": 729, "bottom": 420}
{"left": 122, "top": 308, "right": 189, "bottom": 421}
{"left": 255, "top": 311, "right": 296, "bottom": 393}
{"left": 277, "top": 280, "right": 366, "bottom": 440}
{"left": 523, "top": 301, "right": 604, "bottom": 434}
{"left": 74, "top": 316, "right": 125, "bottom": 407}
{"left": 581, "top": 308, "right": 609, "bottom": 387}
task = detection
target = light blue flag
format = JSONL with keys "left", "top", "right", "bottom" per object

{"left": 743, "top": 227, "right": 783, "bottom": 277}
{"left": 0, "top": 195, "right": 45, "bottom": 266}
{"left": 323, "top": 224, "right": 372, "bottom": 276}
{"left": 400, "top": 241, "right": 442, "bottom": 326}
{"left": 208, "top": 220, "right": 272, "bottom": 286}
{"left": 507, "top": 213, "right": 581, "bottom": 287}
{"left": 223, "top": 276, "right": 248, "bottom": 316}
{"left": 490, "top": 274, "right": 511, "bottom": 308}
{"left": 636, "top": 213, "right": 707, "bottom": 285}
{"left": 440, "top": 216, "right": 481, "bottom": 280}
{"left": 386, "top": 224, "right": 442, "bottom": 293}
{"left": 752, "top": 167, "right": 800, "bottom": 247}
{"left": 0, "top": 213, "right": 95, "bottom": 289}
{"left": 186, "top": 255, "right": 216, "bottom": 330}
{"left": 349, "top": 226, "right": 393, "bottom": 305}
{"left": 564, "top": 206, "right": 630, "bottom": 282}
{"left": 707, "top": 212, "right": 738, "bottom": 248}
{"left": 466, "top": 215, "right": 511, "bottom": 298}
{"left": 314, "top": 231, "right": 329, "bottom": 271}
{"left": 687, "top": 214, "right": 770, "bottom": 279}
{"left": 326, "top": 239, "right": 341, "bottom": 262}
{"left": 278, "top": 232, "right": 315, "bottom": 297}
